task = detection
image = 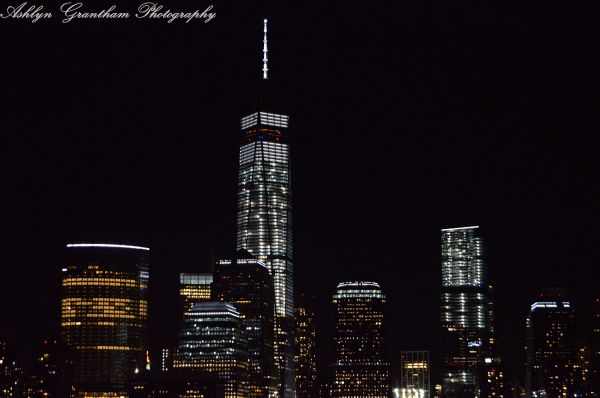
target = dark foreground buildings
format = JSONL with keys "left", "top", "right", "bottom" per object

{"left": 331, "top": 281, "right": 390, "bottom": 398}
{"left": 60, "top": 243, "right": 150, "bottom": 397}
{"left": 129, "top": 370, "right": 218, "bottom": 397}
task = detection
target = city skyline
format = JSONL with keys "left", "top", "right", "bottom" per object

{"left": 1, "top": 1, "right": 598, "bottom": 396}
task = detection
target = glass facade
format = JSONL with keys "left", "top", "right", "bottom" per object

{"left": 331, "top": 281, "right": 391, "bottom": 398}
{"left": 400, "top": 351, "right": 430, "bottom": 398}
{"left": 214, "top": 252, "right": 277, "bottom": 398}
{"left": 179, "top": 273, "right": 213, "bottom": 312}
{"left": 60, "top": 243, "right": 149, "bottom": 397}
{"left": 525, "top": 289, "right": 576, "bottom": 398}
{"left": 236, "top": 110, "right": 294, "bottom": 397}
{"left": 294, "top": 295, "right": 318, "bottom": 398}
{"left": 173, "top": 302, "right": 248, "bottom": 398}
{"left": 440, "top": 226, "right": 490, "bottom": 397}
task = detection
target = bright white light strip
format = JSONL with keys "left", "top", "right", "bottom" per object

{"left": 530, "top": 301, "right": 571, "bottom": 311}
{"left": 262, "top": 18, "right": 268, "bottom": 80}
{"left": 441, "top": 226, "right": 480, "bottom": 231}
{"left": 338, "top": 281, "right": 381, "bottom": 288}
{"left": 66, "top": 243, "right": 149, "bottom": 251}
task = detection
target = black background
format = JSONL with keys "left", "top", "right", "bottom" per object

{"left": 1, "top": 0, "right": 598, "bottom": 388}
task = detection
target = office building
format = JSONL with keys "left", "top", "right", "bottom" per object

{"left": 331, "top": 281, "right": 390, "bottom": 398}
{"left": 525, "top": 288, "right": 576, "bottom": 398}
{"left": 295, "top": 294, "right": 318, "bottom": 398}
{"left": 235, "top": 19, "right": 294, "bottom": 397}
{"left": 160, "top": 348, "right": 173, "bottom": 373}
{"left": 179, "top": 273, "right": 213, "bottom": 312}
{"left": 214, "top": 250, "right": 276, "bottom": 398}
{"left": 173, "top": 302, "right": 248, "bottom": 398}
{"left": 400, "top": 351, "right": 430, "bottom": 398}
{"left": 440, "top": 226, "right": 489, "bottom": 397}
{"left": 60, "top": 243, "right": 149, "bottom": 397}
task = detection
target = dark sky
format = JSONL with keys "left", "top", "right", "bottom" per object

{"left": 1, "top": 0, "right": 598, "bottom": 387}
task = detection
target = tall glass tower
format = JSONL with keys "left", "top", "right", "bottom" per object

{"left": 236, "top": 19, "right": 294, "bottom": 397}
{"left": 440, "top": 226, "right": 489, "bottom": 398}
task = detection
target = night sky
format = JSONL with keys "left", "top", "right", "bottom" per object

{"left": 1, "top": 0, "right": 598, "bottom": 387}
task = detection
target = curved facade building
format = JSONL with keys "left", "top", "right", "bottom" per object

{"left": 331, "top": 281, "right": 390, "bottom": 398}
{"left": 60, "top": 243, "right": 150, "bottom": 397}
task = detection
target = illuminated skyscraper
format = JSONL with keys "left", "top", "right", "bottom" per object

{"left": 214, "top": 250, "right": 276, "bottom": 398}
{"left": 179, "top": 273, "right": 213, "bottom": 312}
{"left": 236, "top": 18, "right": 294, "bottom": 397}
{"left": 295, "top": 294, "right": 318, "bottom": 398}
{"left": 399, "top": 351, "right": 430, "bottom": 398}
{"left": 173, "top": 302, "right": 248, "bottom": 398}
{"left": 525, "top": 288, "right": 576, "bottom": 398}
{"left": 60, "top": 243, "right": 149, "bottom": 397}
{"left": 440, "top": 226, "right": 489, "bottom": 397}
{"left": 331, "top": 281, "right": 391, "bottom": 398}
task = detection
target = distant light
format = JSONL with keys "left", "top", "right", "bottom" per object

{"left": 61, "top": 268, "right": 68, "bottom": 272}
{"left": 66, "top": 243, "right": 149, "bottom": 251}
{"left": 485, "top": 358, "right": 492, "bottom": 364}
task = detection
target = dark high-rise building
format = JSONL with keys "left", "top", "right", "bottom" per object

{"left": 399, "top": 351, "right": 430, "bottom": 398}
{"left": 573, "top": 342, "right": 591, "bottom": 397}
{"left": 173, "top": 302, "right": 248, "bottom": 398}
{"left": 26, "top": 340, "right": 69, "bottom": 397}
{"left": 179, "top": 273, "right": 213, "bottom": 312}
{"left": 235, "top": 19, "right": 294, "bottom": 397}
{"left": 295, "top": 294, "right": 318, "bottom": 398}
{"left": 60, "top": 243, "right": 149, "bottom": 397}
{"left": 525, "top": 288, "right": 576, "bottom": 398}
{"left": 479, "top": 358, "right": 506, "bottom": 398}
{"left": 214, "top": 250, "right": 276, "bottom": 398}
{"left": 440, "top": 226, "right": 489, "bottom": 397}
{"left": 331, "top": 281, "right": 390, "bottom": 398}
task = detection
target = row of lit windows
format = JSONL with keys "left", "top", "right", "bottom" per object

{"left": 63, "top": 277, "right": 146, "bottom": 288}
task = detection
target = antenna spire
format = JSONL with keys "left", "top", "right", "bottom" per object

{"left": 262, "top": 18, "right": 269, "bottom": 80}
